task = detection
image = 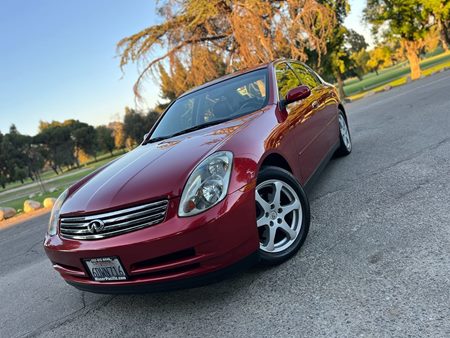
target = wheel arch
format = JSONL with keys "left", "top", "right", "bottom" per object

{"left": 259, "top": 152, "right": 293, "bottom": 174}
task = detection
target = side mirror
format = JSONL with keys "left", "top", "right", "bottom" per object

{"left": 285, "top": 85, "right": 311, "bottom": 105}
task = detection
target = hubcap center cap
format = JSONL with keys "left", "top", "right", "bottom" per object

{"left": 270, "top": 211, "right": 277, "bottom": 220}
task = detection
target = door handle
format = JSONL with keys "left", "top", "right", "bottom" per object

{"left": 311, "top": 101, "right": 319, "bottom": 109}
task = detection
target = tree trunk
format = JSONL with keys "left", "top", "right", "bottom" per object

{"left": 402, "top": 40, "right": 421, "bottom": 80}
{"left": 335, "top": 72, "right": 345, "bottom": 99}
{"left": 52, "top": 165, "right": 59, "bottom": 175}
{"left": 436, "top": 19, "right": 449, "bottom": 52}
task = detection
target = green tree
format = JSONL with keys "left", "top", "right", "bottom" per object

{"left": 306, "top": 0, "right": 352, "bottom": 98}
{"left": 71, "top": 123, "right": 98, "bottom": 163}
{"left": 36, "top": 121, "right": 76, "bottom": 173}
{"left": 343, "top": 30, "right": 369, "bottom": 81}
{"left": 349, "top": 48, "right": 370, "bottom": 79}
{"left": 347, "top": 29, "right": 369, "bottom": 53}
{"left": 364, "top": 0, "right": 433, "bottom": 80}
{"left": 123, "top": 108, "right": 160, "bottom": 147}
{"left": 425, "top": 0, "right": 450, "bottom": 51}
{"left": 367, "top": 45, "right": 393, "bottom": 75}
{"left": 96, "top": 126, "right": 115, "bottom": 156}
{"left": 0, "top": 125, "right": 45, "bottom": 187}
{"left": 123, "top": 107, "right": 146, "bottom": 147}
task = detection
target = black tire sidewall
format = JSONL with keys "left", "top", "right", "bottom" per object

{"left": 337, "top": 111, "right": 352, "bottom": 156}
{"left": 256, "top": 166, "right": 310, "bottom": 265}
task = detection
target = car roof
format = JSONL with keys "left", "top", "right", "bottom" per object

{"left": 178, "top": 61, "right": 274, "bottom": 98}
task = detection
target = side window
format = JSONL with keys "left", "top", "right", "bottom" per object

{"left": 275, "top": 63, "right": 300, "bottom": 100}
{"left": 290, "top": 62, "right": 322, "bottom": 89}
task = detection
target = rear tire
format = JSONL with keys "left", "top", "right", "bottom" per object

{"left": 336, "top": 111, "right": 352, "bottom": 156}
{"left": 255, "top": 166, "right": 310, "bottom": 266}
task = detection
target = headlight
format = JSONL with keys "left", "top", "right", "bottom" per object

{"left": 48, "top": 189, "right": 69, "bottom": 236}
{"left": 179, "top": 151, "right": 233, "bottom": 217}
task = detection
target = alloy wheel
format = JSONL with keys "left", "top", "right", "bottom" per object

{"left": 339, "top": 114, "right": 352, "bottom": 151}
{"left": 255, "top": 179, "right": 303, "bottom": 253}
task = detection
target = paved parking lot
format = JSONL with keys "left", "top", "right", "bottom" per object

{"left": 1, "top": 71, "right": 449, "bottom": 337}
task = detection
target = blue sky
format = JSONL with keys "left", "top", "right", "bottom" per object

{"left": 0, "top": 0, "right": 371, "bottom": 136}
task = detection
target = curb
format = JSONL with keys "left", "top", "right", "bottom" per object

{"left": 0, "top": 208, "right": 51, "bottom": 231}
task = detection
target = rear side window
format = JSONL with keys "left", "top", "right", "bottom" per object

{"left": 289, "top": 62, "right": 322, "bottom": 89}
{"left": 275, "top": 62, "right": 300, "bottom": 100}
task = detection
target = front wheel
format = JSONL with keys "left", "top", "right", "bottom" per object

{"left": 336, "top": 111, "right": 352, "bottom": 156}
{"left": 255, "top": 166, "right": 310, "bottom": 265}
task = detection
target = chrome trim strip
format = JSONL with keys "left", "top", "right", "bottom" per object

{"left": 60, "top": 200, "right": 168, "bottom": 223}
{"left": 60, "top": 205, "right": 167, "bottom": 229}
{"left": 59, "top": 200, "right": 169, "bottom": 240}
{"left": 63, "top": 217, "right": 165, "bottom": 240}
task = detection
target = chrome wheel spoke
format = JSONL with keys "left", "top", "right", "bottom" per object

{"left": 257, "top": 216, "right": 268, "bottom": 228}
{"left": 264, "top": 226, "right": 276, "bottom": 252}
{"left": 272, "top": 181, "right": 282, "bottom": 207}
{"left": 255, "top": 190, "right": 270, "bottom": 212}
{"left": 278, "top": 221, "right": 296, "bottom": 239}
{"left": 281, "top": 200, "right": 300, "bottom": 218}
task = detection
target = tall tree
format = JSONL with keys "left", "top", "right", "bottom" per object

{"left": 123, "top": 108, "right": 160, "bottom": 147}
{"left": 35, "top": 123, "right": 75, "bottom": 173}
{"left": 425, "top": 0, "right": 450, "bottom": 51}
{"left": 108, "top": 121, "right": 126, "bottom": 150}
{"left": 96, "top": 126, "right": 115, "bottom": 156}
{"left": 307, "top": 0, "right": 350, "bottom": 98}
{"left": 118, "top": 0, "right": 336, "bottom": 98}
{"left": 70, "top": 123, "right": 98, "bottom": 164}
{"left": 364, "top": 0, "right": 433, "bottom": 80}
{"left": 367, "top": 45, "right": 393, "bottom": 75}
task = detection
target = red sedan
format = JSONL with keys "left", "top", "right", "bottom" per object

{"left": 44, "top": 59, "right": 352, "bottom": 293}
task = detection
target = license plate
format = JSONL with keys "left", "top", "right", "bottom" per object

{"left": 84, "top": 257, "right": 128, "bottom": 281}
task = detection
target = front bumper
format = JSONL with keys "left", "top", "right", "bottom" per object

{"left": 44, "top": 185, "right": 259, "bottom": 293}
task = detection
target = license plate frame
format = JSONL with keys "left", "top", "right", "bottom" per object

{"left": 84, "top": 257, "right": 128, "bottom": 282}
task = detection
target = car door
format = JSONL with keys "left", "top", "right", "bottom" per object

{"left": 288, "top": 61, "right": 336, "bottom": 181}
{"left": 274, "top": 62, "right": 312, "bottom": 181}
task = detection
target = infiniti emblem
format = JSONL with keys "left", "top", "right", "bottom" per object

{"left": 87, "top": 220, "right": 105, "bottom": 234}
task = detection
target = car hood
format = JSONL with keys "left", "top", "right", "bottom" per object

{"left": 61, "top": 115, "right": 257, "bottom": 216}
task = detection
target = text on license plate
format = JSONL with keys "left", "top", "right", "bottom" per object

{"left": 84, "top": 257, "right": 127, "bottom": 281}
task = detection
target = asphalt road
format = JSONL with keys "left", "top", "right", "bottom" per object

{"left": 1, "top": 71, "right": 449, "bottom": 337}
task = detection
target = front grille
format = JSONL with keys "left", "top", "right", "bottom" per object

{"left": 59, "top": 200, "right": 168, "bottom": 240}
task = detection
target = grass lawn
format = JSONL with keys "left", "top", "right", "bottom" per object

{"left": 5, "top": 188, "right": 66, "bottom": 213}
{"left": 0, "top": 149, "right": 125, "bottom": 192}
{"left": 0, "top": 150, "right": 126, "bottom": 213}
{"left": 343, "top": 51, "right": 450, "bottom": 97}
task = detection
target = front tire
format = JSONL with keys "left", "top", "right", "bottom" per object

{"left": 255, "top": 166, "right": 310, "bottom": 265}
{"left": 336, "top": 111, "right": 352, "bottom": 156}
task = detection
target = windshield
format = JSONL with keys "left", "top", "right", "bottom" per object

{"left": 149, "top": 69, "right": 268, "bottom": 141}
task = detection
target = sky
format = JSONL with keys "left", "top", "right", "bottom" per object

{"left": 0, "top": 0, "right": 371, "bottom": 136}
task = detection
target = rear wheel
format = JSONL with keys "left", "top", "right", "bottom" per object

{"left": 255, "top": 166, "right": 310, "bottom": 265}
{"left": 336, "top": 111, "right": 352, "bottom": 156}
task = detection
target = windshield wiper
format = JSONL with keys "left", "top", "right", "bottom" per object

{"left": 146, "top": 118, "right": 233, "bottom": 144}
